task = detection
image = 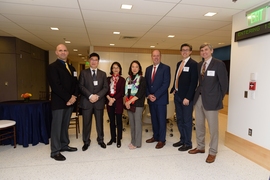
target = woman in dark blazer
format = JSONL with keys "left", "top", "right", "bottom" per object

{"left": 106, "top": 62, "right": 125, "bottom": 148}
{"left": 124, "top": 60, "right": 146, "bottom": 150}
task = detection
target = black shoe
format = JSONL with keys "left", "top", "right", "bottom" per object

{"left": 117, "top": 140, "right": 121, "bottom": 148}
{"left": 178, "top": 145, "right": 192, "bottom": 151}
{"left": 107, "top": 139, "right": 116, "bottom": 145}
{"left": 60, "top": 146, "right": 77, "bottom": 152}
{"left": 51, "top": 153, "right": 66, "bottom": 161}
{"left": 82, "top": 144, "right": 90, "bottom": 151}
{"left": 173, "top": 141, "right": 184, "bottom": 147}
{"left": 98, "top": 142, "right": 106, "bottom": 149}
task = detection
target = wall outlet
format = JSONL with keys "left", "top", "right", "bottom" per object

{"left": 248, "top": 128, "right": 252, "bottom": 136}
{"left": 244, "top": 91, "right": 248, "bottom": 98}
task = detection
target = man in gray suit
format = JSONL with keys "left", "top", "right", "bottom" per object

{"left": 188, "top": 43, "right": 228, "bottom": 163}
{"left": 79, "top": 52, "right": 108, "bottom": 151}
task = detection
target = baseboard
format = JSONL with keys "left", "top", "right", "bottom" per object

{"left": 225, "top": 131, "right": 270, "bottom": 170}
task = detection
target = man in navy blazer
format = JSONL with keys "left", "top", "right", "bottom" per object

{"left": 188, "top": 43, "right": 228, "bottom": 163}
{"left": 145, "top": 50, "right": 171, "bottom": 149}
{"left": 170, "top": 43, "right": 198, "bottom": 151}
{"left": 79, "top": 53, "right": 108, "bottom": 151}
{"left": 48, "top": 44, "right": 79, "bottom": 161}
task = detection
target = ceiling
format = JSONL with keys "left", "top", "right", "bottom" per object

{"left": 0, "top": 0, "right": 267, "bottom": 62}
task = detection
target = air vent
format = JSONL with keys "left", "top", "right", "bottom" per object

{"left": 119, "top": 36, "right": 138, "bottom": 40}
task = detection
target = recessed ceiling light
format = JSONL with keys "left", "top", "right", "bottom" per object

{"left": 113, "top": 32, "right": 120, "bottom": 34}
{"left": 121, "top": 4, "right": 132, "bottom": 10}
{"left": 50, "top": 27, "right": 59, "bottom": 30}
{"left": 150, "top": 46, "right": 155, "bottom": 48}
{"left": 78, "top": 54, "right": 82, "bottom": 56}
{"left": 110, "top": 44, "right": 115, "bottom": 46}
{"left": 204, "top": 12, "right": 217, "bottom": 17}
{"left": 218, "top": 42, "right": 225, "bottom": 45}
{"left": 73, "top": 49, "right": 78, "bottom": 51}
{"left": 168, "top": 35, "right": 175, "bottom": 38}
{"left": 65, "top": 41, "right": 71, "bottom": 43}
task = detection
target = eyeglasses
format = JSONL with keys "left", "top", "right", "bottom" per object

{"left": 181, "top": 49, "right": 190, "bottom": 52}
{"left": 90, "top": 59, "right": 99, "bottom": 62}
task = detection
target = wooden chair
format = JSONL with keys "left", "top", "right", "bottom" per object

{"left": 0, "top": 120, "right": 16, "bottom": 148}
{"left": 69, "top": 96, "right": 80, "bottom": 139}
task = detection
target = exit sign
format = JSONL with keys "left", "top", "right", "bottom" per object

{"left": 247, "top": 6, "right": 268, "bottom": 26}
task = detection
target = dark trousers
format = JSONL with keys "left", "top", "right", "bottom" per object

{"left": 107, "top": 106, "right": 123, "bottom": 141}
{"left": 50, "top": 106, "right": 73, "bottom": 156}
{"left": 174, "top": 94, "right": 193, "bottom": 146}
{"left": 149, "top": 104, "right": 167, "bottom": 142}
{"left": 82, "top": 107, "right": 104, "bottom": 145}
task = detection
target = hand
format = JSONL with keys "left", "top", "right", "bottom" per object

{"left": 148, "top": 94, "right": 156, "bottom": 102}
{"left": 67, "top": 95, "right": 77, "bottom": 105}
{"left": 90, "top": 94, "right": 99, "bottom": 103}
{"left": 183, "top": 98, "right": 189, "bottom": 106}
{"left": 125, "top": 101, "right": 130, "bottom": 109}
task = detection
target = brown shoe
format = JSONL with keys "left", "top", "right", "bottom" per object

{"left": 146, "top": 137, "right": 157, "bottom": 143}
{"left": 155, "top": 141, "right": 165, "bottom": 149}
{"left": 206, "top": 154, "right": 216, "bottom": 163}
{"left": 188, "top": 148, "right": 205, "bottom": 154}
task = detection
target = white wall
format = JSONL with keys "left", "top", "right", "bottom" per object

{"left": 228, "top": 1, "right": 270, "bottom": 149}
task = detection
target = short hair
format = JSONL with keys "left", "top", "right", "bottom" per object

{"left": 128, "top": 60, "right": 143, "bottom": 76}
{"left": 110, "top": 61, "right": 122, "bottom": 75}
{"left": 89, "top": 52, "right": 100, "bottom": 60}
{"left": 200, "top": 43, "right": 213, "bottom": 51}
{"left": 151, "top": 49, "right": 161, "bottom": 56}
{"left": 180, "top": 43, "right": 192, "bottom": 51}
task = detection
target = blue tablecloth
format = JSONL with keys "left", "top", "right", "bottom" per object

{"left": 0, "top": 100, "right": 52, "bottom": 147}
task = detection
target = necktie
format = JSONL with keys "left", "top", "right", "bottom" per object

{"left": 92, "top": 70, "right": 96, "bottom": 80}
{"left": 65, "top": 62, "right": 71, "bottom": 74}
{"left": 151, "top": 66, "right": 156, "bottom": 83}
{"left": 201, "top": 62, "right": 207, "bottom": 78}
{"left": 175, "top": 60, "right": 185, "bottom": 90}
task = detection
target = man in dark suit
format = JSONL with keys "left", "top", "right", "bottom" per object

{"left": 145, "top": 50, "right": 171, "bottom": 149}
{"left": 47, "top": 44, "right": 79, "bottom": 161}
{"left": 79, "top": 52, "right": 108, "bottom": 151}
{"left": 170, "top": 43, "right": 198, "bottom": 151}
{"left": 188, "top": 43, "right": 228, "bottom": 163}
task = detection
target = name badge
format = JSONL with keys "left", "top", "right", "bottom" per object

{"left": 128, "top": 85, "right": 132, "bottom": 89}
{"left": 207, "top": 70, "right": 215, "bottom": 76}
{"left": 94, "top": 81, "right": 98, "bottom": 86}
{"left": 183, "top": 67, "right": 189, "bottom": 72}
{"left": 73, "top": 71, "right": 77, "bottom": 77}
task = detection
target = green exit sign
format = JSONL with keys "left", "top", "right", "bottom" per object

{"left": 247, "top": 6, "right": 268, "bottom": 26}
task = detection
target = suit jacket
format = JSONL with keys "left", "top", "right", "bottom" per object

{"left": 47, "top": 59, "right": 79, "bottom": 110}
{"left": 79, "top": 68, "right": 108, "bottom": 110}
{"left": 106, "top": 76, "right": 125, "bottom": 114}
{"left": 145, "top": 62, "right": 171, "bottom": 105}
{"left": 193, "top": 58, "right": 228, "bottom": 111}
{"left": 170, "top": 58, "right": 198, "bottom": 101}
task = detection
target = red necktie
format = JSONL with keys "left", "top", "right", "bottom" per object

{"left": 151, "top": 66, "right": 156, "bottom": 83}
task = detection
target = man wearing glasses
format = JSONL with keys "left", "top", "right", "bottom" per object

{"left": 79, "top": 52, "right": 108, "bottom": 151}
{"left": 170, "top": 43, "right": 198, "bottom": 152}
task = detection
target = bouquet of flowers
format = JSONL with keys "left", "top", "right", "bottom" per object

{"left": 21, "top": 93, "right": 32, "bottom": 99}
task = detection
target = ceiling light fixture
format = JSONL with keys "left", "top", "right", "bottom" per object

{"left": 168, "top": 35, "right": 175, "bottom": 38}
{"left": 78, "top": 54, "right": 82, "bottom": 56}
{"left": 150, "top": 46, "right": 155, "bottom": 48}
{"left": 65, "top": 41, "right": 71, "bottom": 43}
{"left": 121, "top": 4, "right": 132, "bottom": 10}
{"left": 50, "top": 27, "right": 59, "bottom": 30}
{"left": 73, "top": 49, "right": 78, "bottom": 51}
{"left": 110, "top": 44, "right": 115, "bottom": 46}
{"left": 113, "top": 32, "right": 120, "bottom": 34}
{"left": 204, "top": 12, "right": 217, "bottom": 17}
